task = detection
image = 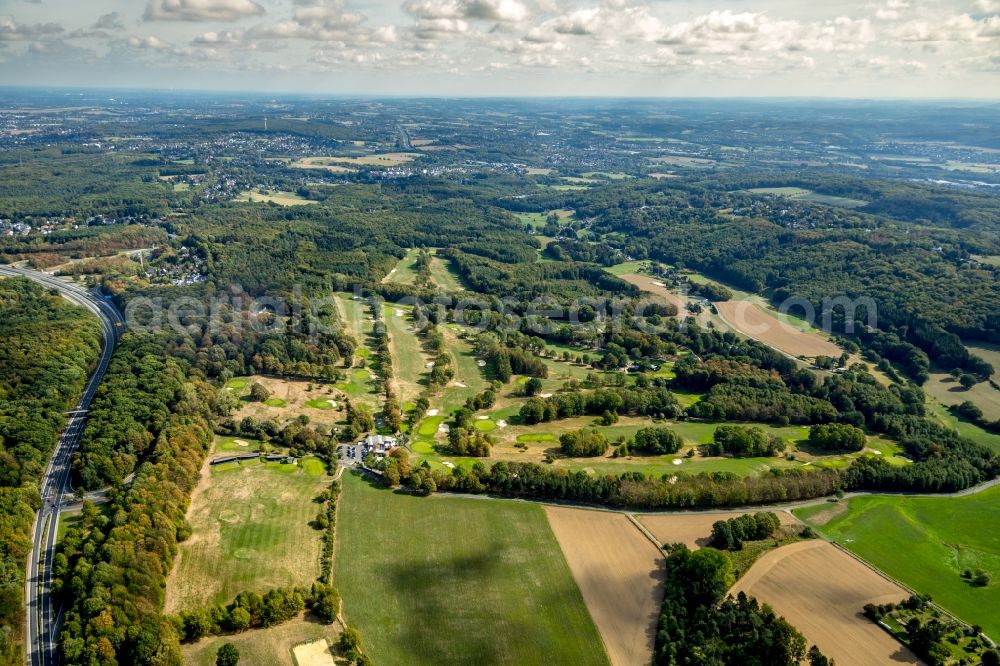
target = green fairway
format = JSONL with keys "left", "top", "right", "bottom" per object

{"left": 438, "top": 328, "right": 487, "bottom": 411}
{"left": 384, "top": 248, "right": 422, "bottom": 285}
{"left": 383, "top": 304, "right": 430, "bottom": 404}
{"left": 428, "top": 253, "right": 465, "bottom": 291}
{"left": 335, "top": 293, "right": 375, "bottom": 360}
{"left": 334, "top": 473, "right": 609, "bottom": 666}
{"left": 165, "top": 457, "right": 331, "bottom": 612}
{"left": 795, "top": 487, "right": 1000, "bottom": 640}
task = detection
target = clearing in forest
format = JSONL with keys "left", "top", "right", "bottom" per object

{"left": 229, "top": 375, "right": 344, "bottom": 428}
{"left": 730, "top": 540, "right": 918, "bottom": 666}
{"left": 544, "top": 506, "right": 665, "bottom": 666}
{"left": 924, "top": 368, "right": 1000, "bottom": 421}
{"left": 333, "top": 472, "right": 609, "bottom": 666}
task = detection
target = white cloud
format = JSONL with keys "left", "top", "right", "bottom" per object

{"left": 192, "top": 29, "right": 245, "bottom": 44}
{"left": 404, "top": 0, "right": 529, "bottom": 23}
{"left": 127, "top": 35, "right": 172, "bottom": 50}
{"left": 250, "top": 0, "right": 366, "bottom": 40}
{"left": 144, "top": 0, "right": 266, "bottom": 22}
{"left": 94, "top": 12, "right": 125, "bottom": 31}
{"left": 0, "top": 15, "right": 63, "bottom": 41}
{"left": 892, "top": 13, "right": 999, "bottom": 42}
{"left": 541, "top": 4, "right": 662, "bottom": 42}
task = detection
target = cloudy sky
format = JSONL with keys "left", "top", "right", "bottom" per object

{"left": 0, "top": 0, "right": 997, "bottom": 96}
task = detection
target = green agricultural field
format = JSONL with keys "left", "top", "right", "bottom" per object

{"left": 164, "top": 457, "right": 331, "bottom": 612}
{"left": 796, "top": 487, "right": 1000, "bottom": 640}
{"left": 581, "top": 171, "right": 631, "bottom": 180}
{"left": 334, "top": 473, "right": 609, "bottom": 666}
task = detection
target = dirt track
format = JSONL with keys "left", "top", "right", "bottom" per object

{"left": 545, "top": 506, "right": 665, "bottom": 666}
{"left": 638, "top": 511, "right": 800, "bottom": 549}
{"left": 715, "top": 300, "right": 841, "bottom": 359}
{"left": 729, "top": 540, "right": 921, "bottom": 666}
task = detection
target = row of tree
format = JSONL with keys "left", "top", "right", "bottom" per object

{"left": 0, "top": 278, "right": 103, "bottom": 664}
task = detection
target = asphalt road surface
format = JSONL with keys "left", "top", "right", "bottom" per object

{"left": 0, "top": 266, "right": 122, "bottom": 666}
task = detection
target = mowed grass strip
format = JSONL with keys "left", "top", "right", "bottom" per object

{"left": 164, "top": 458, "right": 330, "bottom": 612}
{"left": 383, "top": 305, "right": 430, "bottom": 404}
{"left": 427, "top": 253, "right": 464, "bottom": 291}
{"left": 383, "top": 248, "right": 422, "bottom": 285}
{"left": 334, "top": 473, "right": 610, "bottom": 666}
{"left": 796, "top": 487, "right": 1000, "bottom": 640}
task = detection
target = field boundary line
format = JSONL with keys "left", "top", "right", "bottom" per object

{"left": 625, "top": 513, "right": 664, "bottom": 551}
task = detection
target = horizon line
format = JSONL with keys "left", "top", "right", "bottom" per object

{"left": 1, "top": 84, "right": 999, "bottom": 103}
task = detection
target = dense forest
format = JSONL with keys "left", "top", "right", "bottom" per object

{"left": 0, "top": 278, "right": 102, "bottom": 664}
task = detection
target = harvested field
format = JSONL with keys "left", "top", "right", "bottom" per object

{"left": 620, "top": 274, "right": 686, "bottom": 318}
{"left": 729, "top": 540, "right": 919, "bottom": 666}
{"left": 290, "top": 156, "right": 357, "bottom": 172}
{"left": 638, "top": 511, "right": 800, "bottom": 549}
{"left": 544, "top": 506, "right": 664, "bottom": 666}
{"left": 715, "top": 300, "right": 842, "bottom": 359}
{"left": 233, "top": 190, "right": 316, "bottom": 206}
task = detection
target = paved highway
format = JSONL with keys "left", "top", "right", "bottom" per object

{"left": 0, "top": 266, "right": 123, "bottom": 666}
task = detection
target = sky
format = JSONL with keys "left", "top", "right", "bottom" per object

{"left": 0, "top": 0, "right": 997, "bottom": 96}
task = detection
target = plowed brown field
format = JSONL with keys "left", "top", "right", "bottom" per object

{"left": 715, "top": 300, "right": 841, "bottom": 358}
{"left": 729, "top": 540, "right": 921, "bottom": 666}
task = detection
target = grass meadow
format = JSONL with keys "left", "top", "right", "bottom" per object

{"left": 333, "top": 472, "right": 609, "bottom": 666}
{"left": 164, "top": 456, "right": 331, "bottom": 612}
{"left": 796, "top": 487, "right": 1000, "bottom": 640}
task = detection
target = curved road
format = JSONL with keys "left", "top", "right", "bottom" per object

{"left": 0, "top": 266, "right": 123, "bottom": 666}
